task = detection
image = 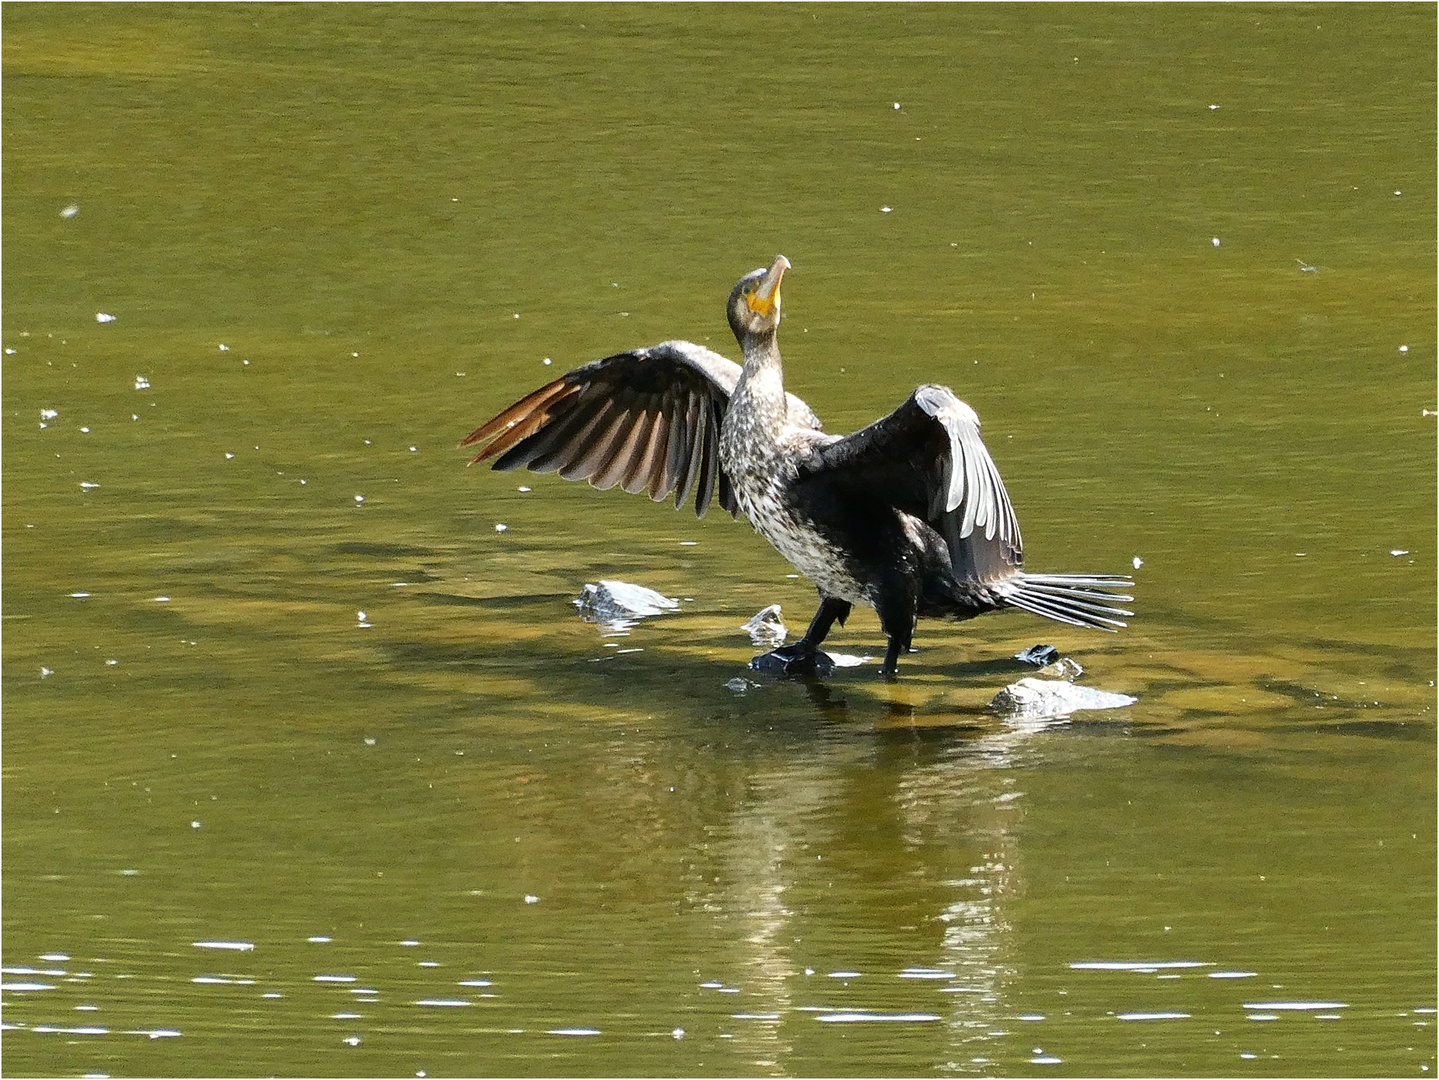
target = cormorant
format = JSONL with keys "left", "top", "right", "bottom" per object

{"left": 462, "top": 256, "right": 1133, "bottom": 678}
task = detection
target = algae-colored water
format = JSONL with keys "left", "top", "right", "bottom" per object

{"left": 3, "top": 5, "right": 1434, "bottom": 1076}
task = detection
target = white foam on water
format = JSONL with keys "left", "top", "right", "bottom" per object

{"left": 1071, "top": 960, "right": 1208, "bottom": 972}
{"left": 1118, "top": 1011, "right": 1191, "bottom": 1021}
{"left": 33, "top": 1025, "right": 109, "bottom": 1035}
{"left": 1243, "top": 1001, "right": 1347, "bottom": 1011}
{"left": 817, "top": 1012, "right": 941, "bottom": 1023}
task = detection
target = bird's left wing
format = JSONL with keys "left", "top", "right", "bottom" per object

{"left": 461, "top": 340, "right": 745, "bottom": 517}
{"left": 794, "top": 384, "right": 1022, "bottom": 582}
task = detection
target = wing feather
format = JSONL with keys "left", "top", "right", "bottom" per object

{"left": 522, "top": 395, "right": 615, "bottom": 474}
{"left": 462, "top": 378, "right": 576, "bottom": 456}
{"left": 692, "top": 402, "right": 718, "bottom": 516}
{"left": 674, "top": 394, "right": 706, "bottom": 510}
{"left": 585, "top": 389, "right": 646, "bottom": 491}
{"left": 473, "top": 386, "right": 580, "bottom": 465}
{"left": 651, "top": 390, "right": 689, "bottom": 501}
{"left": 617, "top": 409, "right": 662, "bottom": 494}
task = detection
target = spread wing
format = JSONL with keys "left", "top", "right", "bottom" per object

{"left": 795, "top": 384, "right": 1022, "bottom": 583}
{"left": 462, "top": 340, "right": 818, "bottom": 519}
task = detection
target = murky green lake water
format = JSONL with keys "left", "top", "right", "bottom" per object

{"left": 3, "top": 5, "right": 1434, "bottom": 1077}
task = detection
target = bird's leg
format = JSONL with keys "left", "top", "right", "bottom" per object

{"left": 875, "top": 591, "right": 917, "bottom": 680}
{"left": 878, "top": 635, "right": 907, "bottom": 680}
{"left": 750, "top": 596, "right": 851, "bottom": 677}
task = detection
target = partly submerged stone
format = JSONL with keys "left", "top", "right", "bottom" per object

{"left": 574, "top": 580, "right": 678, "bottom": 629}
{"left": 991, "top": 677, "right": 1136, "bottom": 721}
{"left": 1013, "top": 644, "right": 1059, "bottom": 667}
{"left": 1038, "top": 656, "right": 1084, "bottom": 680}
{"left": 750, "top": 649, "right": 835, "bottom": 678}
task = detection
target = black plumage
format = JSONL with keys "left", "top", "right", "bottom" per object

{"left": 462, "top": 256, "right": 1133, "bottom": 677}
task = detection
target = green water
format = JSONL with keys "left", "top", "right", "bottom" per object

{"left": 3, "top": 5, "right": 1434, "bottom": 1077}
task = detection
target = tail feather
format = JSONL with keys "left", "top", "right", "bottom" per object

{"left": 996, "top": 572, "right": 1134, "bottom": 631}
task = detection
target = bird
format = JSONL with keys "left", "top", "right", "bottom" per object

{"left": 461, "top": 255, "right": 1133, "bottom": 678}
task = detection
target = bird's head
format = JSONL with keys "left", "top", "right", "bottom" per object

{"left": 726, "top": 255, "right": 790, "bottom": 345}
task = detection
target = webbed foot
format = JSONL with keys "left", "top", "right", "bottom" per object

{"left": 750, "top": 644, "right": 835, "bottom": 678}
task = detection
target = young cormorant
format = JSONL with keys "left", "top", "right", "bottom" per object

{"left": 462, "top": 256, "right": 1133, "bottom": 678}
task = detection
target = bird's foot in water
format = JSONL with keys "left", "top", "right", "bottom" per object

{"left": 750, "top": 644, "right": 835, "bottom": 678}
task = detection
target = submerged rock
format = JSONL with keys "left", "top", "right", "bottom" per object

{"left": 574, "top": 580, "right": 678, "bottom": 629}
{"left": 991, "top": 677, "right": 1136, "bottom": 721}
{"left": 740, "top": 604, "right": 787, "bottom": 647}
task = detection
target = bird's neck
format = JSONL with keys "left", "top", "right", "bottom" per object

{"left": 733, "top": 332, "right": 788, "bottom": 438}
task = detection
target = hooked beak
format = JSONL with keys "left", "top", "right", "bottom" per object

{"left": 746, "top": 254, "right": 790, "bottom": 317}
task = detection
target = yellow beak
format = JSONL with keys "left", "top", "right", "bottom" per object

{"left": 746, "top": 255, "right": 790, "bottom": 317}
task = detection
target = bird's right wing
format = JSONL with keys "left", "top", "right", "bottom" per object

{"left": 795, "top": 384, "right": 1022, "bottom": 584}
{"left": 461, "top": 340, "right": 745, "bottom": 517}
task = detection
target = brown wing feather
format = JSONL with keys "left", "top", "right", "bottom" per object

{"left": 593, "top": 405, "right": 654, "bottom": 491}
{"left": 623, "top": 408, "right": 670, "bottom": 496}
{"left": 521, "top": 395, "right": 615, "bottom": 474}
{"left": 462, "top": 379, "right": 576, "bottom": 462}
{"left": 569, "top": 387, "right": 641, "bottom": 488}
{"left": 554, "top": 399, "right": 627, "bottom": 480}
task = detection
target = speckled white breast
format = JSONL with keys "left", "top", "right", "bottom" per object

{"left": 722, "top": 444, "right": 872, "bottom": 608}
